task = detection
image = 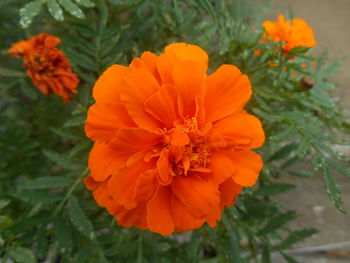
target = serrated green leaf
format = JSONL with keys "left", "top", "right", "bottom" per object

{"left": 18, "top": 176, "right": 71, "bottom": 189}
{"left": 11, "top": 190, "right": 63, "bottom": 206}
{"left": 323, "top": 165, "right": 345, "bottom": 213}
{"left": 43, "top": 149, "right": 82, "bottom": 170}
{"left": 255, "top": 183, "right": 295, "bottom": 196}
{"left": 288, "top": 170, "right": 314, "bottom": 177}
{"left": 221, "top": 214, "right": 241, "bottom": 263}
{"left": 326, "top": 158, "right": 350, "bottom": 178}
{"left": 19, "top": 0, "right": 43, "bottom": 28}
{"left": 74, "top": 0, "right": 95, "bottom": 7}
{"left": 0, "top": 67, "right": 26, "bottom": 77}
{"left": 47, "top": 0, "right": 64, "bottom": 21}
{"left": 9, "top": 247, "right": 36, "bottom": 263}
{"left": 67, "top": 196, "right": 94, "bottom": 239}
{"left": 267, "top": 143, "right": 298, "bottom": 162}
{"left": 258, "top": 211, "right": 297, "bottom": 235}
{"left": 296, "top": 138, "right": 310, "bottom": 158}
{"left": 59, "top": 0, "right": 85, "bottom": 18}
{"left": 54, "top": 215, "right": 74, "bottom": 255}
{"left": 276, "top": 228, "right": 318, "bottom": 250}
{"left": 63, "top": 114, "right": 86, "bottom": 127}
{"left": 271, "top": 126, "right": 296, "bottom": 142}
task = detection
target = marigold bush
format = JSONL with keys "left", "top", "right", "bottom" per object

{"left": 0, "top": 1, "right": 349, "bottom": 263}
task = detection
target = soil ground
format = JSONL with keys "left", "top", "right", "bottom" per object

{"left": 267, "top": 1, "right": 350, "bottom": 262}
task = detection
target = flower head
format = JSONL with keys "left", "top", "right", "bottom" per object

{"left": 84, "top": 43, "right": 265, "bottom": 235}
{"left": 261, "top": 14, "right": 316, "bottom": 53}
{"left": 8, "top": 33, "right": 79, "bottom": 102}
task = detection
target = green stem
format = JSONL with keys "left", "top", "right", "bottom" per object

{"left": 52, "top": 168, "right": 89, "bottom": 218}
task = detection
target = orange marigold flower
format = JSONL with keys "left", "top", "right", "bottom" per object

{"left": 261, "top": 14, "right": 316, "bottom": 53}
{"left": 8, "top": 33, "right": 79, "bottom": 102}
{"left": 84, "top": 43, "right": 265, "bottom": 235}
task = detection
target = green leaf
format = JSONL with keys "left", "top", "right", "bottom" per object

{"left": 54, "top": 215, "right": 74, "bottom": 255}
{"left": 279, "top": 251, "right": 298, "bottom": 263}
{"left": 0, "top": 67, "right": 26, "bottom": 77}
{"left": 288, "top": 170, "right": 314, "bottom": 177}
{"left": 262, "top": 245, "right": 271, "bottom": 263}
{"left": 296, "top": 138, "right": 310, "bottom": 158}
{"left": 0, "top": 199, "right": 11, "bottom": 210}
{"left": 326, "top": 158, "right": 350, "bottom": 178}
{"left": 267, "top": 143, "right": 298, "bottom": 162}
{"left": 63, "top": 114, "right": 86, "bottom": 127}
{"left": 47, "top": 0, "right": 64, "bottom": 21}
{"left": 37, "top": 226, "right": 48, "bottom": 260}
{"left": 67, "top": 196, "right": 94, "bottom": 239}
{"left": 221, "top": 214, "right": 241, "bottom": 263}
{"left": 9, "top": 247, "right": 36, "bottom": 263}
{"left": 258, "top": 211, "right": 297, "bottom": 235}
{"left": 73, "top": 245, "right": 94, "bottom": 263}
{"left": 255, "top": 183, "right": 295, "bottom": 196}
{"left": 276, "top": 228, "right": 318, "bottom": 250}
{"left": 289, "top": 46, "right": 310, "bottom": 56}
{"left": 323, "top": 165, "right": 345, "bottom": 213}
{"left": 74, "top": 0, "right": 95, "bottom": 7}
{"left": 43, "top": 149, "right": 82, "bottom": 170}
{"left": 18, "top": 176, "right": 71, "bottom": 189}
{"left": 19, "top": 0, "right": 43, "bottom": 28}
{"left": 59, "top": 0, "right": 85, "bottom": 18}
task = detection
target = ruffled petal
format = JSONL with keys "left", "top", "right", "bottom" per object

{"left": 85, "top": 103, "right": 136, "bottom": 143}
{"left": 108, "top": 153, "right": 156, "bottom": 209}
{"left": 173, "top": 61, "right": 205, "bottom": 118}
{"left": 144, "top": 84, "right": 179, "bottom": 128}
{"left": 120, "top": 68, "right": 163, "bottom": 130}
{"left": 109, "top": 127, "right": 162, "bottom": 157}
{"left": 171, "top": 195, "right": 205, "bottom": 232}
{"left": 219, "top": 177, "right": 242, "bottom": 209}
{"left": 147, "top": 186, "right": 175, "bottom": 235}
{"left": 93, "top": 65, "right": 127, "bottom": 104}
{"left": 88, "top": 143, "right": 128, "bottom": 181}
{"left": 205, "top": 65, "right": 251, "bottom": 123}
{"left": 157, "top": 149, "right": 172, "bottom": 185}
{"left": 209, "top": 112, "right": 265, "bottom": 149}
{"left": 130, "top": 51, "right": 161, "bottom": 83}
{"left": 171, "top": 174, "right": 220, "bottom": 217}
{"left": 210, "top": 150, "right": 263, "bottom": 187}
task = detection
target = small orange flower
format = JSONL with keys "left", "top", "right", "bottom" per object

{"left": 261, "top": 14, "right": 316, "bottom": 53}
{"left": 8, "top": 33, "right": 79, "bottom": 102}
{"left": 84, "top": 43, "right": 265, "bottom": 235}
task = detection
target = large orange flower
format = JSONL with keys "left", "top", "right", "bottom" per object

{"left": 261, "top": 14, "right": 316, "bottom": 53}
{"left": 8, "top": 33, "right": 79, "bottom": 102}
{"left": 84, "top": 43, "right": 265, "bottom": 235}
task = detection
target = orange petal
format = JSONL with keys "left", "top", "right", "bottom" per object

{"left": 133, "top": 169, "right": 158, "bottom": 203}
{"left": 88, "top": 143, "right": 128, "bottom": 181}
{"left": 120, "top": 68, "right": 163, "bottom": 130}
{"left": 115, "top": 202, "right": 149, "bottom": 229}
{"left": 83, "top": 175, "right": 101, "bottom": 191}
{"left": 211, "top": 150, "right": 263, "bottom": 187}
{"left": 205, "top": 205, "right": 222, "bottom": 227}
{"left": 171, "top": 174, "right": 220, "bottom": 217}
{"left": 157, "top": 149, "right": 172, "bottom": 185}
{"left": 109, "top": 127, "right": 162, "bottom": 156}
{"left": 85, "top": 103, "right": 136, "bottom": 143}
{"left": 171, "top": 195, "right": 205, "bottom": 232}
{"left": 219, "top": 177, "right": 242, "bottom": 209}
{"left": 144, "top": 84, "right": 179, "bottom": 128}
{"left": 108, "top": 153, "right": 156, "bottom": 209}
{"left": 173, "top": 61, "right": 205, "bottom": 118}
{"left": 92, "top": 179, "right": 110, "bottom": 207}
{"left": 164, "top": 43, "right": 208, "bottom": 73}
{"left": 130, "top": 51, "right": 161, "bottom": 82}
{"left": 147, "top": 186, "right": 175, "bottom": 236}
{"left": 93, "top": 65, "right": 127, "bottom": 104}
{"left": 205, "top": 65, "right": 252, "bottom": 123}
{"left": 209, "top": 112, "right": 265, "bottom": 149}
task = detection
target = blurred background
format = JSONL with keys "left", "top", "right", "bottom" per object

{"left": 269, "top": 1, "right": 350, "bottom": 262}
